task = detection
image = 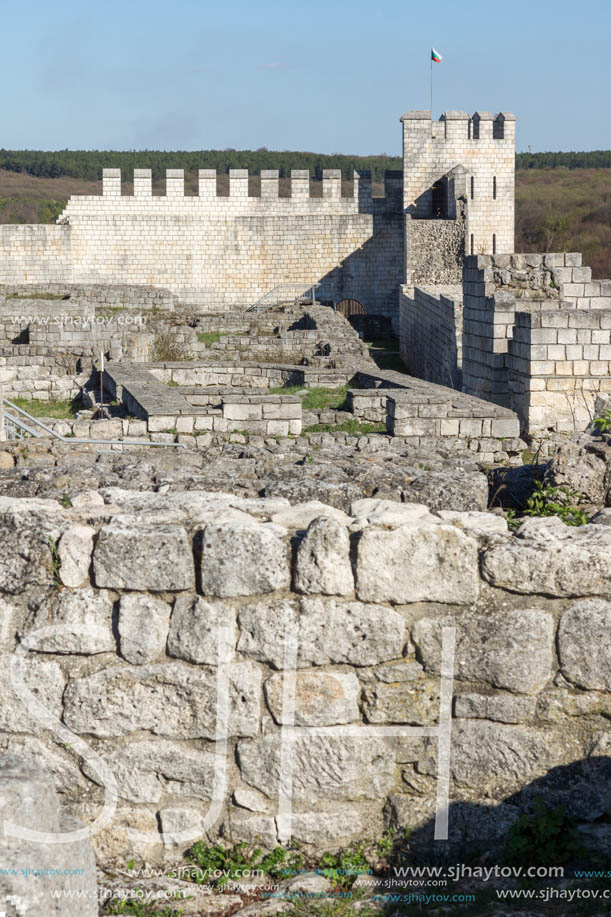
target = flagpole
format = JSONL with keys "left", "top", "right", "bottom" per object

{"left": 430, "top": 54, "right": 433, "bottom": 117}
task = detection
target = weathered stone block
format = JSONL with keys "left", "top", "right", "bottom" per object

{"left": 167, "top": 594, "right": 237, "bottom": 664}
{"left": 264, "top": 670, "right": 360, "bottom": 725}
{"left": 0, "top": 500, "right": 68, "bottom": 594}
{"left": 289, "top": 802, "right": 385, "bottom": 848}
{"left": 22, "top": 587, "right": 116, "bottom": 655}
{"left": 83, "top": 737, "right": 217, "bottom": 804}
{"left": 198, "top": 520, "right": 289, "bottom": 597}
{"left": 58, "top": 524, "right": 95, "bottom": 587}
{"left": 356, "top": 523, "right": 479, "bottom": 604}
{"left": 362, "top": 667, "right": 440, "bottom": 725}
{"left": 481, "top": 523, "right": 611, "bottom": 596}
{"left": 63, "top": 661, "right": 262, "bottom": 738}
{"left": 93, "top": 522, "right": 195, "bottom": 591}
{"left": 0, "top": 656, "right": 64, "bottom": 732}
{"left": 454, "top": 693, "right": 537, "bottom": 724}
{"left": 413, "top": 609, "right": 554, "bottom": 694}
{"left": 118, "top": 593, "right": 171, "bottom": 665}
{"left": 293, "top": 515, "right": 353, "bottom": 596}
{"left": 490, "top": 416, "right": 520, "bottom": 437}
{"left": 237, "top": 734, "right": 397, "bottom": 802}
{"left": 451, "top": 720, "right": 581, "bottom": 796}
{"left": 238, "top": 597, "right": 406, "bottom": 668}
{"left": 558, "top": 599, "right": 611, "bottom": 690}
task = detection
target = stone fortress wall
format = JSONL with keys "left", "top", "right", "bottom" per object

{"left": 1, "top": 492, "right": 611, "bottom": 872}
{"left": 0, "top": 169, "right": 405, "bottom": 320}
{"left": 2, "top": 104, "right": 611, "bottom": 444}
{"left": 401, "top": 252, "right": 611, "bottom": 436}
{"left": 0, "top": 107, "right": 516, "bottom": 328}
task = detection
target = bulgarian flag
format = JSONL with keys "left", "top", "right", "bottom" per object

{"left": 431, "top": 48, "right": 443, "bottom": 63}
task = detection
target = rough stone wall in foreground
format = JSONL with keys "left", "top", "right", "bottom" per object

{"left": 1, "top": 493, "right": 611, "bottom": 869}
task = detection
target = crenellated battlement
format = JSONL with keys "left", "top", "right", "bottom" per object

{"left": 401, "top": 107, "right": 516, "bottom": 258}
{"left": 401, "top": 110, "right": 516, "bottom": 142}
{"left": 93, "top": 167, "right": 400, "bottom": 203}
{"left": 0, "top": 103, "right": 514, "bottom": 322}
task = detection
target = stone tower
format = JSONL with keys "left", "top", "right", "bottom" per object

{"left": 401, "top": 109, "right": 516, "bottom": 284}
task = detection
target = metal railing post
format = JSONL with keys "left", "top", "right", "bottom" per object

{"left": 2, "top": 399, "right": 186, "bottom": 450}
{"left": 0, "top": 382, "right": 5, "bottom": 443}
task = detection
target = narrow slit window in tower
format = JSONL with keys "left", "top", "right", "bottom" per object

{"left": 431, "top": 180, "right": 446, "bottom": 217}
{"left": 470, "top": 234, "right": 474, "bottom": 255}
{"left": 493, "top": 234, "right": 497, "bottom": 254}
{"left": 493, "top": 176, "right": 497, "bottom": 200}
{"left": 470, "top": 176, "right": 474, "bottom": 200}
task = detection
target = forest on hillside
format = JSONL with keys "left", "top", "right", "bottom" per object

{"left": 0, "top": 147, "right": 609, "bottom": 182}
{"left": 515, "top": 168, "right": 611, "bottom": 278}
{"left": 0, "top": 148, "right": 610, "bottom": 278}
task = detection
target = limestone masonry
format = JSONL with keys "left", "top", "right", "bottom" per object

{"left": 1, "top": 105, "right": 611, "bottom": 913}
{"left": 1, "top": 491, "right": 611, "bottom": 880}
{"left": 0, "top": 109, "right": 513, "bottom": 320}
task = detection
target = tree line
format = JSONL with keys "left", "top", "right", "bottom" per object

{"left": 516, "top": 150, "right": 611, "bottom": 170}
{"left": 1, "top": 148, "right": 609, "bottom": 183}
{"left": 0, "top": 149, "right": 402, "bottom": 183}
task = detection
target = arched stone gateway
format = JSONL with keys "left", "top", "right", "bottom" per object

{"left": 336, "top": 298, "right": 366, "bottom": 317}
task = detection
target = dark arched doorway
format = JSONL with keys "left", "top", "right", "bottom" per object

{"left": 336, "top": 298, "right": 366, "bottom": 318}
{"left": 336, "top": 298, "right": 367, "bottom": 335}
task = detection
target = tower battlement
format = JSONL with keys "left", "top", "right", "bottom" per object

{"left": 401, "top": 110, "right": 516, "bottom": 143}
{"left": 402, "top": 108, "right": 516, "bottom": 260}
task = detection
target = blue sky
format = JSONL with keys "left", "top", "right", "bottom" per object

{"left": 3, "top": 0, "right": 610, "bottom": 154}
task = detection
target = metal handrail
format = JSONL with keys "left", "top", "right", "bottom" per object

{"left": 247, "top": 283, "right": 319, "bottom": 313}
{"left": 3, "top": 399, "right": 186, "bottom": 449}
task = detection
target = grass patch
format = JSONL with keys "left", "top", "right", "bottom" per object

{"left": 302, "top": 386, "right": 348, "bottom": 411}
{"left": 288, "top": 891, "right": 375, "bottom": 916}
{"left": 268, "top": 384, "right": 305, "bottom": 395}
{"left": 103, "top": 902, "right": 184, "bottom": 916}
{"left": 9, "top": 397, "right": 80, "bottom": 419}
{"left": 268, "top": 385, "right": 349, "bottom": 411}
{"left": 186, "top": 840, "right": 305, "bottom": 888}
{"left": 196, "top": 331, "right": 222, "bottom": 346}
{"left": 304, "top": 420, "right": 386, "bottom": 435}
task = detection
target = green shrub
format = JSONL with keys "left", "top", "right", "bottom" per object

{"left": 505, "top": 799, "right": 584, "bottom": 867}
{"left": 103, "top": 901, "right": 183, "bottom": 916}
{"left": 521, "top": 480, "right": 589, "bottom": 526}
{"left": 185, "top": 840, "right": 303, "bottom": 888}
{"left": 593, "top": 409, "right": 611, "bottom": 434}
